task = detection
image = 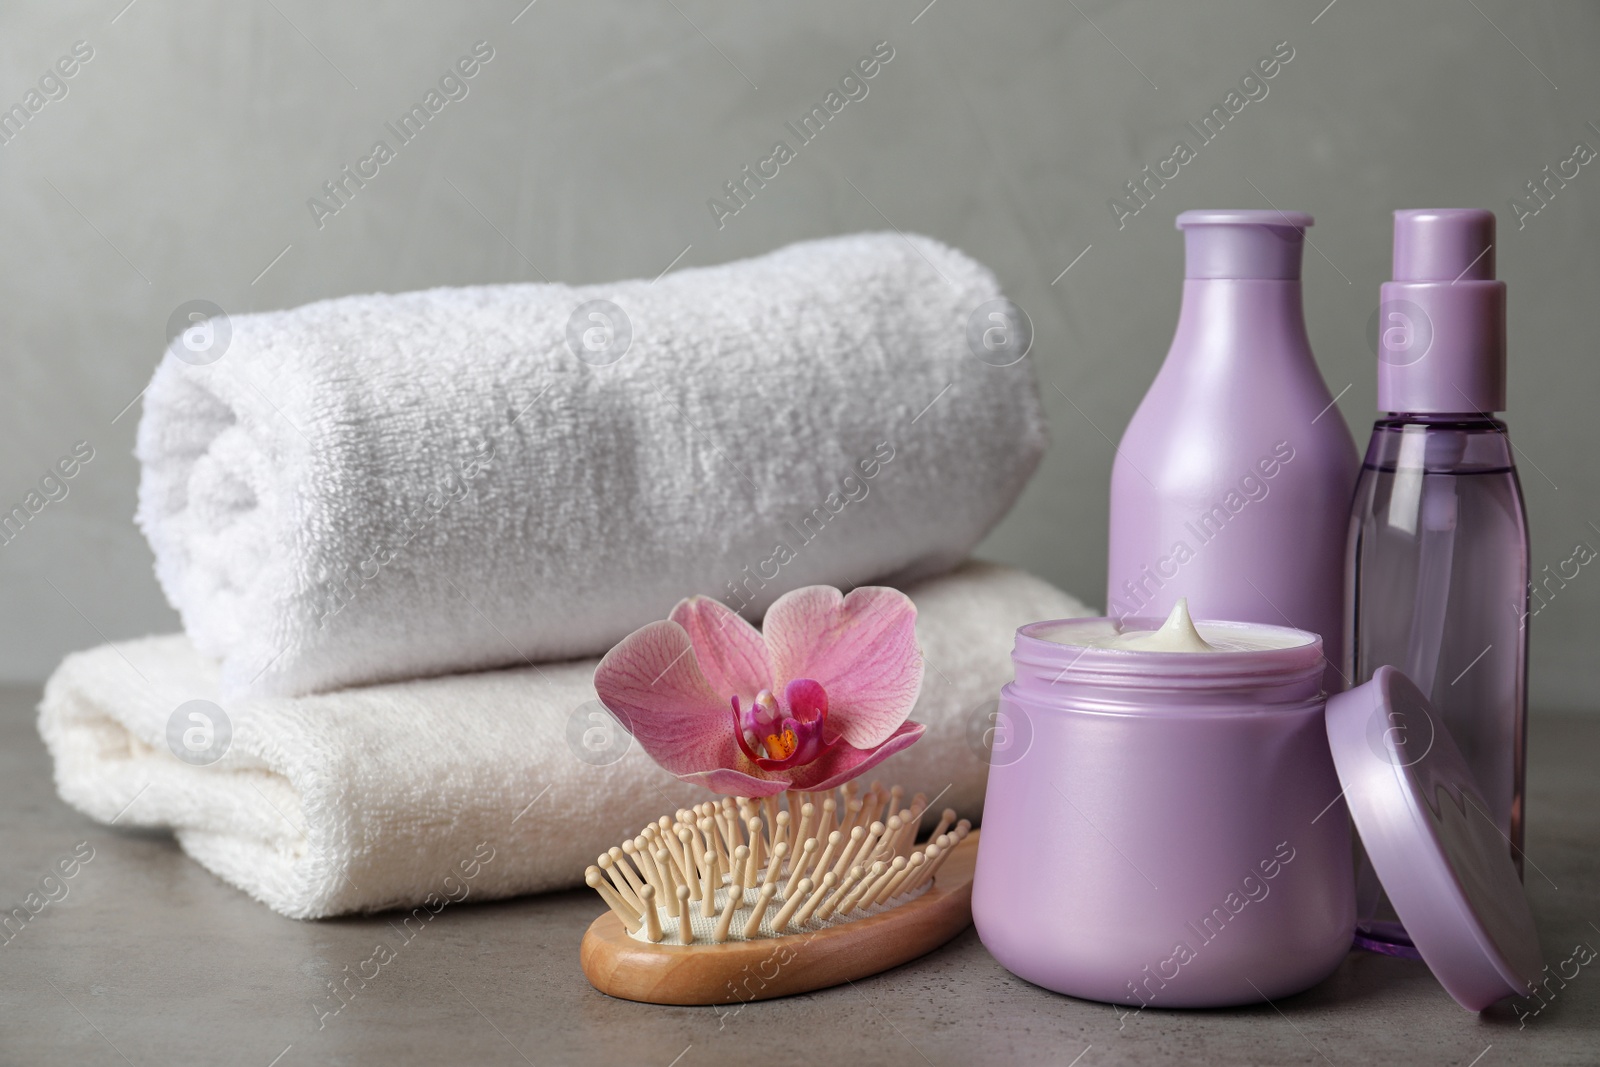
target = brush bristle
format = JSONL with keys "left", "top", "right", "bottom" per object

{"left": 585, "top": 782, "right": 968, "bottom": 943}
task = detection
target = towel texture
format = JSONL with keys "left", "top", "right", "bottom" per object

{"left": 136, "top": 233, "right": 1047, "bottom": 699}
{"left": 39, "top": 562, "right": 1088, "bottom": 919}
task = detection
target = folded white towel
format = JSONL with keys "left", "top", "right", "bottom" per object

{"left": 38, "top": 562, "right": 1088, "bottom": 919}
{"left": 136, "top": 233, "right": 1047, "bottom": 699}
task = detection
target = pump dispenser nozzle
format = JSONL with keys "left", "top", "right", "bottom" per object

{"left": 1378, "top": 209, "right": 1506, "bottom": 413}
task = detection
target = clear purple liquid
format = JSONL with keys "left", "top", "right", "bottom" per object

{"left": 1345, "top": 417, "right": 1529, "bottom": 956}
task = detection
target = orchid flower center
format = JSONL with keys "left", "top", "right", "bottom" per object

{"left": 731, "top": 680, "right": 833, "bottom": 771}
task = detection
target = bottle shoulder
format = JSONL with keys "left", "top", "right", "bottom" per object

{"left": 1359, "top": 416, "right": 1517, "bottom": 475}
{"left": 1116, "top": 388, "right": 1359, "bottom": 479}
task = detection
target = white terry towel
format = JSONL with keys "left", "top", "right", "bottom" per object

{"left": 39, "top": 563, "right": 1088, "bottom": 919}
{"left": 136, "top": 233, "right": 1047, "bottom": 699}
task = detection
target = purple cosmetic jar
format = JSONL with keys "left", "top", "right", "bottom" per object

{"left": 972, "top": 616, "right": 1355, "bottom": 1008}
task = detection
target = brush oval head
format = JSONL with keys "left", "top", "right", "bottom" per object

{"left": 579, "top": 782, "right": 975, "bottom": 1005}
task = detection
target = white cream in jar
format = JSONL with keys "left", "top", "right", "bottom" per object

{"left": 1032, "top": 598, "right": 1313, "bottom": 653}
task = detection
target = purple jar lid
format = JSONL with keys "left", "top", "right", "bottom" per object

{"left": 1326, "top": 666, "right": 1542, "bottom": 1011}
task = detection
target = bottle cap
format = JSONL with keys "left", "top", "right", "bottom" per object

{"left": 1326, "top": 666, "right": 1542, "bottom": 1011}
{"left": 1176, "top": 209, "right": 1311, "bottom": 280}
{"left": 1378, "top": 209, "right": 1507, "bottom": 413}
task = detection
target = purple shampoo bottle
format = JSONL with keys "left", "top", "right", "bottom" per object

{"left": 1346, "top": 208, "right": 1529, "bottom": 956}
{"left": 1107, "top": 211, "right": 1359, "bottom": 690}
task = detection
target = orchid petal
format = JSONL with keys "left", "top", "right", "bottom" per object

{"left": 783, "top": 678, "right": 827, "bottom": 723}
{"left": 781, "top": 720, "right": 927, "bottom": 792}
{"left": 763, "top": 585, "right": 924, "bottom": 749}
{"left": 670, "top": 596, "right": 772, "bottom": 704}
{"left": 593, "top": 620, "right": 743, "bottom": 778}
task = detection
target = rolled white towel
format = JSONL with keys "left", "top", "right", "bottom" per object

{"left": 135, "top": 233, "right": 1046, "bottom": 698}
{"left": 38, "top": 562, "right": 1090, "bottom": 918}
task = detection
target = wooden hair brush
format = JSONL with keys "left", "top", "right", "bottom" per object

{"left": 580, "top": 780, "right": 976, "bottom": 1005}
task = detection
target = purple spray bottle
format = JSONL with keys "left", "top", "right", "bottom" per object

{"left": 1346, "top": 208, "right": 1529, "bottom": 956}
{"left": 1107, "top": 210, "right": 1359, "bottom": 689}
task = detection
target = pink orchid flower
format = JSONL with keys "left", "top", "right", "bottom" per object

{"left": 593, "top": 585, "right": 926, "bottom": 797}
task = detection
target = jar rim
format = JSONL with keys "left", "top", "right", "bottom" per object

{"left": 1014, "top": 616, "right": 1325, "bottom": 686}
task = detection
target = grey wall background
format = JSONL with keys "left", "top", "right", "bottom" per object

{"left": 2, "top": 0, "right": 1596, "bottom": 710}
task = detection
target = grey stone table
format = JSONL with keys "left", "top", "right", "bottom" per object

{"left": 1, "top": 684, "right": 1596, "bottom": 1066}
